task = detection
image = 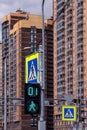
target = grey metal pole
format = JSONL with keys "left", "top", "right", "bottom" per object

{"left": 41, "top": 0, "right": 45, "bottom": 117}
{"left": 4, "top": 57, "right": 7, "bottom": 130}
{"left": 38, "top": 0, "right": 46, "bottom": 130}
{"left": 42, "top": 0, "right": 45, "bottom": 89}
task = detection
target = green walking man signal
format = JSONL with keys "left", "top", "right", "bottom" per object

{"left": 25, "top": 83, "right": 41, "bottom": 115}
{"left": 29, "top": 101, "right": 37, "bottom": 112}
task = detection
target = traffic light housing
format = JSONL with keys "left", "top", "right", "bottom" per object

{"left": 25, "top": 83, "right": 41, "bottom": 115}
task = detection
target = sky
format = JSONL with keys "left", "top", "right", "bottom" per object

{"left": 0, "top": 0, "right": 53, "bottom": 42}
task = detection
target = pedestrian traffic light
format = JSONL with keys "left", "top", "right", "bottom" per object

{"left": 25, "top": 83, "right": 41, "bottom": 115}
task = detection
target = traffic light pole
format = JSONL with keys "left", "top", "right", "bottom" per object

{"left": 38, "top": 0, "right": 46, "bottom": 130}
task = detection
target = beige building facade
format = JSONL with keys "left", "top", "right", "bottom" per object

{"left": 2, "top": 10, "right": 54, "bottom": 130}
{"left": 53, "top": 0, "right": 87, "bottom": 130}
{"left": 0, "top": 44, "right": 2, "bottom": 130}
{"left": 2, "top": 10, "right": 42, "bottom": 130}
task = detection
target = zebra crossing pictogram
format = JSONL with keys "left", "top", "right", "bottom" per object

{"left": 29, "top": 61, "right": 37, "bottom": 80}
{"left": 65, "top": 109, "right": 74, "bottom": 118}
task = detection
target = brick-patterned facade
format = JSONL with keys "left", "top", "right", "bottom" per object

{"left": 53, "top": 0, "right": 87, "bottom": 130}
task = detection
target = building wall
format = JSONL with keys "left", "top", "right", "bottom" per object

{"left": 2, "top": 10, "right": 31, "bottom": 125}
{"left": 2, "top": 10, "right": 42, "bottom": 130}
{"left": 2, "top": 9, "right": 54, "bottom": 130}
{"left": 45, "top": 18, "right": 54, "bottom": 130}
{"left": 53, "top": 0, "right": 58, "bottom": 118}
{"left": 0, "top": 44, "right": 2, "bottom": 130}
{"left": 53, "top": 0, "right": 87, "bottom": 130}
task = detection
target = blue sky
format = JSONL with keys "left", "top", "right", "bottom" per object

{"left": 0, "top": 0, "right": 52, "bottom": 42}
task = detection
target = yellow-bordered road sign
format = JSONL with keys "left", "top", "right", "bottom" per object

{"left": 62, "top": 106, "right": 76, "bottom": 121}
{"left": 25, "top": 53, "right": 40, "bottom": 83}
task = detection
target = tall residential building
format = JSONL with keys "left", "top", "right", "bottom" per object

{"left": 0, "top": 44, "right": 2, "bottom": 130}
{"left": 2, "top": 10, "right": 54, "bottom": 130}
{"left": 53, "top": 0, "right": 87, "bottom": 130}
{"left": 45, "top": 17, "right": 53, "bottom": 130}
{"left": 2, "top": 10, "right": 42, "bottom": 130}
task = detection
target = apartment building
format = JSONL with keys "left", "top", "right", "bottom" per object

{"left": 53, "top": 0, "right": 87, "bottom": 130}
{"left": 2, "top": 10, "right": 42, "bottom": 130}
{"left": 45, "top": 17, "right": 53, "bottom": 130}
{"left": 2, "top": 10, "right": 54, "bottom": 130}
{"left": 0, "top": 44, "right": 2, "bottom": 130}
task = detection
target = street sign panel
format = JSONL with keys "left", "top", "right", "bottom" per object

{"left": 25, "top": 53, "right": 40, "bottom": 83}
{"left": 62, "top": 106, "right": 76, "bottom": 121}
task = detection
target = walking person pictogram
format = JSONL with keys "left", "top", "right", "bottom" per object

{"left": 29, "top": 101, "right": 37, "bottom": 112}
{"left": 29, "top": 61, "right": 36, "bottom": 80}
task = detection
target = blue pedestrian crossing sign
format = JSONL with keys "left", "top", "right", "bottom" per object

{"left": 25, "top": 53, "right": 40, "bottom": 83}
{"left": 28, "top": 59, "right": 37, "bottom": 82}
{"left": 62, "top": 106, "right": 76, "bottom": 121}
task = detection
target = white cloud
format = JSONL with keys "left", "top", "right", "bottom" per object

{"left": 0, "top": 0, "right": 52, "bottom": 42}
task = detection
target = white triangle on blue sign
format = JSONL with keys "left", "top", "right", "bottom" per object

{"left": 65, "top": 109, "right": 74, "bottom": 118}
{"left": 29, "top": 61, "right": 37, "bottom": 80}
